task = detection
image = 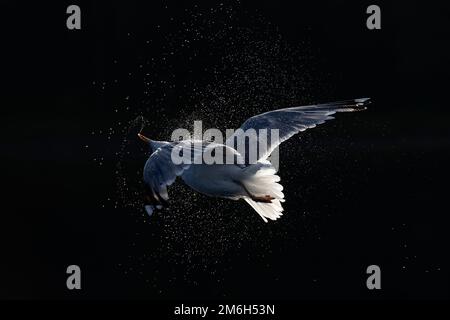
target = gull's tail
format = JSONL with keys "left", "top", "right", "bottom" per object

{"left": 241, "top": 161, "right": 285, "bottom": 222}
{"left": 244, "top": 198, "right": 284, "bottom": 223}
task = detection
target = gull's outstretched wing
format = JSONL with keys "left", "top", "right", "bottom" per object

{"left": 142, "top": 140, "right": 205, "bottom": 216}
{"left": 225, "top": 98, "right": 370, "bottom": 164}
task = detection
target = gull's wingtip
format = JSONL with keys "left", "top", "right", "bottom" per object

{"left": 355, "top": 97, "right": 370, "bottom": 102}
{"left": 336, "top": 97, "right": 371, "bottom": 112}
{"left": 326, "top": 98, "right": 371, "bottom": 112}
{"left": 352, "top": 97, "right": 371, "bottom": 111}
{"left": 144, "top": 205, "right": 154, "bottom": 216}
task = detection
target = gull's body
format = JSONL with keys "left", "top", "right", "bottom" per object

{"left": 181, "top": 160, "right": 246, "bottom": 200}
{"left": 140, "top": 98, "right": 369, "bottom": 222}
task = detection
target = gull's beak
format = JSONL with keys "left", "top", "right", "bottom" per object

{"left": 138, "top": 133, "right": 151, "bottom": 143}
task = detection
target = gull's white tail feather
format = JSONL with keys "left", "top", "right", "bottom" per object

{"left": 244, "top": 198, "right": 284, "bottom": 222}
{"left": 241, "top": 161, "right": 285, "bottom": 222}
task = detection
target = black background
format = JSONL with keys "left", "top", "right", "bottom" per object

{"left": 1, "top": 0, "right": 449, "bottom": 300}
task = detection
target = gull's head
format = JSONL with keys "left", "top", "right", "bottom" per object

{"left": 138, "top": 133, "right": 151, "bottom": 144}
{"left": 138, "top": 133, "right": 168, "bottom": 153}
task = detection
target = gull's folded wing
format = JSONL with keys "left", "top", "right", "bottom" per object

{"left": 225, "top": 98, "right": 370, "bottom": 164}
{"left": 142, "top": 140, "right": 204, "bottom": 216}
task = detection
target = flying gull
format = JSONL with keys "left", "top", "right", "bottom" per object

{"left": 139, "top": 98, "right": 369, "bottom": 222}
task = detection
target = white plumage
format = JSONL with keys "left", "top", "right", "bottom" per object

{"left": 140, "top": 98, "right": 369, "bottom": 222}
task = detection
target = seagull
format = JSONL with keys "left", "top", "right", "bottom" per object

{"left": 139, "top": 98, "right": 369, "bottom": 222}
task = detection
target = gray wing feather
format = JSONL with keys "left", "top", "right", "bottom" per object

{"left": 226, "top": 98, "right": 370, "bottom": 163}
{"left": 143, "top": 145, "right": 187, "bottom": 202}
{"left": 143, "top": 140, "right": 208, "bottom": 207}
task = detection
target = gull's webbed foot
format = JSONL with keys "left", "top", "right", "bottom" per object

{"left": 251, "top": 194, "right": 275, "bottom": 203}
